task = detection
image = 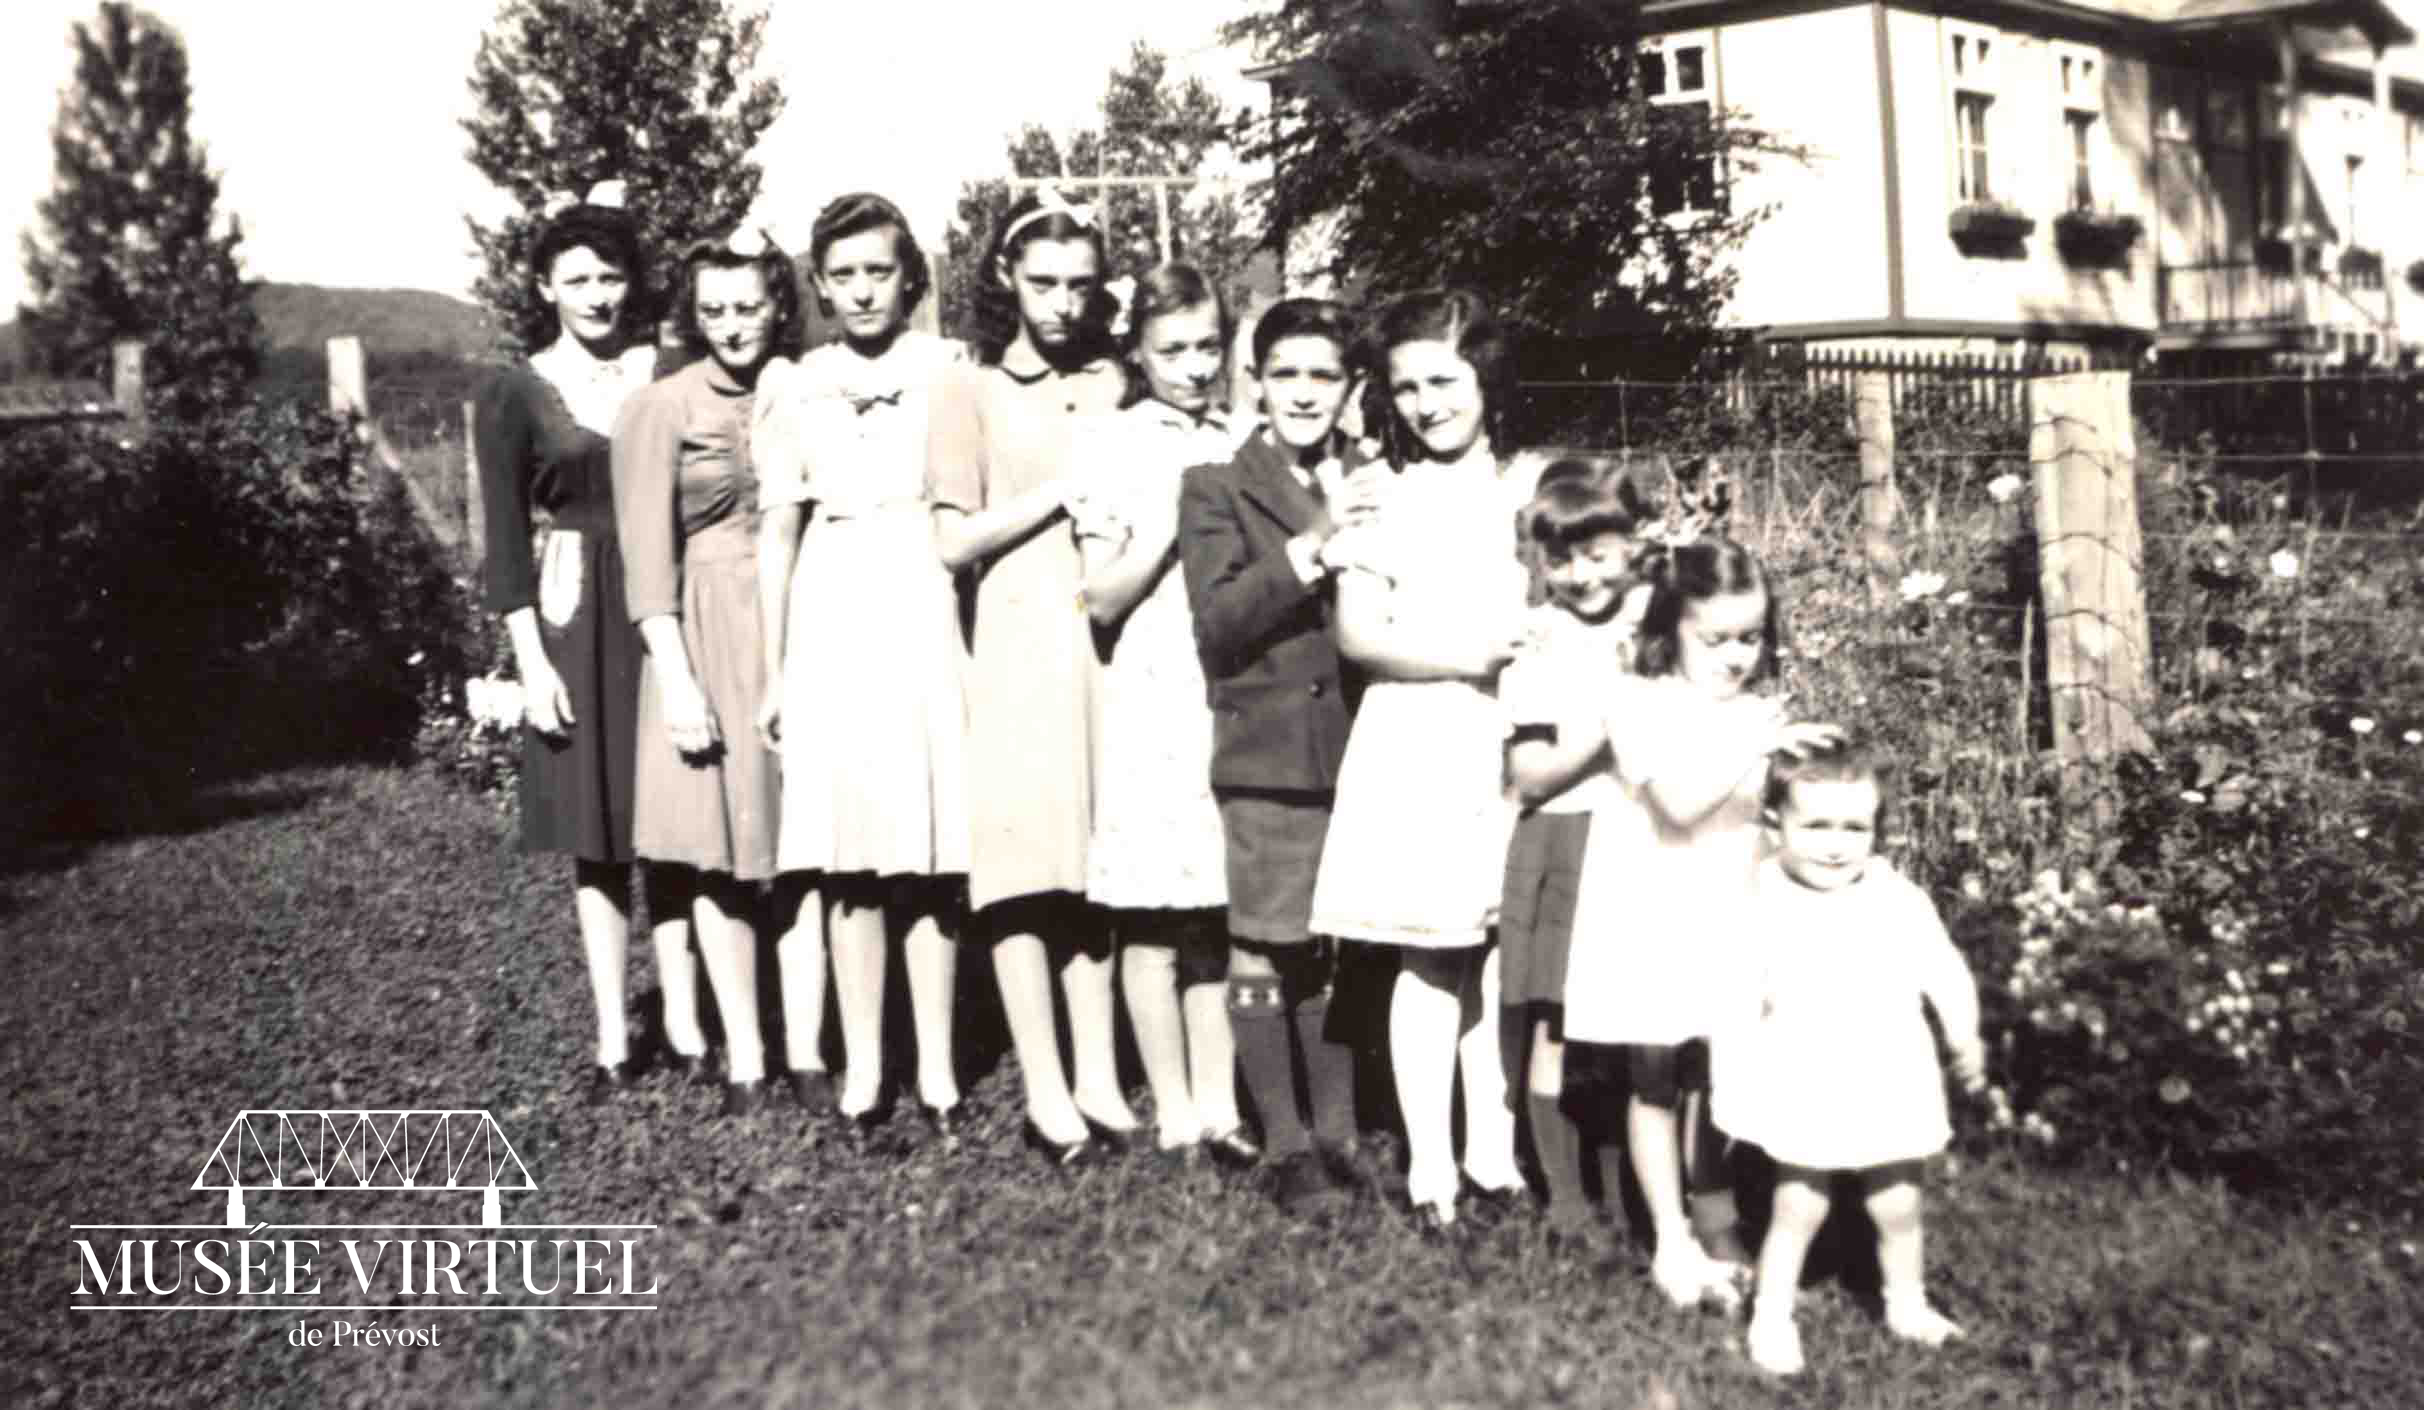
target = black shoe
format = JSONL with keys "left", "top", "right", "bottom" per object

{"left": 587, "top": 1063, "right": 631, "bottom": 1106}
{"left": 1462, "top": 1179, "right": 1530, "bottom": 1229}
{"left": 1317, "top": 1138, "right": 1381, "bottom": 1197}
{"left": 667, "top": 1050, "right": 710, "bottom": 1085}
{"left": 721, "top": 1079, "right": 765, "bottom": 1118}
{"left": 913, "top": 1099, "right": 965, "bottom": 1151}
{"left": 839, "top": 1104, "right": 890, "bottom": 1149}
{"left": 1081, "top": 1113, "right": 1150, "bottom": 1155}
{"left": 785, "top": 1068, "right": 836, "bottom": 1119}
{"left": 1205, "top": 1126, "right": 1263, "bottom": 1170}
{"left": 1273, "top": 1150, "right": 1350, "bottom": 1217}
{"left": 1021, "top": 1121, "right": 1095, "bottom": 1170}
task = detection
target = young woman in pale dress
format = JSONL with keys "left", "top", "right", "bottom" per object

{"left": 755, "top": 194, "right": 969, "bottom": 1140}
{"left": 1069, "top": 264, "right": 1248, "bottom": 1158}
{"left": 473, "top": 184, "right": 704, "bottom": 1101}
{"left": 612, "top": 229, "right": 795, "bottom": 1115}
{"left": 926, "top": 192, "right": 1137, "bottom": 1163}
{"left": 1307, "top": 289, "right": 1537, "bottom": 1227}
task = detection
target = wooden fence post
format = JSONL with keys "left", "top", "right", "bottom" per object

{"left": 110, "top": 338, "right": 146, "bottom": 434}
{"left": 327, "top": 335, "right": 368, "bottom": 420}
{"left": 463, "top": 399, "right": 485, "bottom": 569}
{"left": 2028, "top": 369, "right": 2154, "bottom": 789}
{"left": 1854, "top": 370, "right": 1899, "bottom": 599}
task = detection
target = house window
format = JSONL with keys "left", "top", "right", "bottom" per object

{"left": 2055, "top": 43, "right": 2103, "bottom": 212}
{"left": 1641, "top": 32, "right": 1720, "bottom": 216}
{"left": 2066, "top": 111, "right": 2097, "bottom": 210}
{"left": 1945, "top": 23, "right": 2002, "bottom": 203}
{"left": 1957, "top": 93, "right": 1995, "bottom": 201}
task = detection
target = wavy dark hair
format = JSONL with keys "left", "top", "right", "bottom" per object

{"left": 527, "top": 202, "right": 646, "bottom": 349}
{"left": 670, "top": 233, "right": 805, "bottom": 363}
{"left": 1119, "top": 262, "right": 1228, "bottom": 408}
{"left": 1249, "top": 296, "right": 1354, "bottom": 369}
{"left": 1763, "top": 735, "right": 1893, "bottom": 834}
{"left": 1631, "top": 536, "right": 1782, "bottom": 684}
{"left": 968, "top": 191, "right": 1118, "bottom": 365}
{"left": 806, "top": 192, "right": 930, "bottom": 318}
{"left": 1370, "top": 287, "right": 1516, "bottom": 466}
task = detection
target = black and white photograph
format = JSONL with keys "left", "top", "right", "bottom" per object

{"left": 4, "top": 0, "right": 2420, "bottom": 1405}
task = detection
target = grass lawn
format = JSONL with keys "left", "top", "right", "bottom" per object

{"left": 4, "top": 766, "right": 2418, "bottom": 1408}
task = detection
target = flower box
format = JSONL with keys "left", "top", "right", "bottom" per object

{"left": 1949, "top": 201, "right": 2035, "bottom": 251}
{"left": 2336, "top": 246, "right": 2384, "bottom": 286}
{"left": 2052, "top": 209, "right": 2144, "bottom": 266}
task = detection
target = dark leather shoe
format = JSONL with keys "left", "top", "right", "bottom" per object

{"left": 785, "top": 1068, "right": 836, "bottom": 1118}
{"left": 1081, "top": 1113, "right": 1150, "bottom": 1155}
{"left": 721, "top": 1079, "right": 765, "bottom": 1118}
{"left": 1273, "top": 1151, "right": 1350, "bottom": 1217}
{"left": 587, "top": 1063, "right": 630, "bottom": 1106}
{"left": 839, "top": 1105, "right": 890, "bottom": 1149}
{"left": 1205, "top": 1126, "right": 1263, "bottom": 1170}
{"left": 668, "top": 1050, "right": 710, "bottom": 1086}
{"left": 1021, "top": 1121, "right": 1095, "bottom": 1170}
{"left": 914, "top": 1099, "right": 964, "bottom": 1151}
{"left": 1462, "top": 1179, "right": 1529, "bottom": 1228}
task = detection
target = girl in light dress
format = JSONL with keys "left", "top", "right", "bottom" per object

{"left": 755, "top": 193, "right": 969, "bottom": 1139}
{"left": 1712, "top": 739, "right": 1985, "bottom": 1376}
{"left": 1496, "top": 460, "right": 1652, "bottom": 1242}
{"left": 474, "top": 183, "right": 704, "bottom": 1101}
{"left": 1560, "top": 537, "right": 1839, "bottom": 1303}
{"left": 926, "top": 191, "right": 1139, "bottom": 1162}
{"left": 1068, "top": 264, "right": 1249, "bottom": 1158}
{"left": 1307, "top": 289, "right": 1536, "bottom": 1227}
{"left": 611, "top": 228, "right": 796, "bottom": 1114}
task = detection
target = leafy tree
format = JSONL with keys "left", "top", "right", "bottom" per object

{"left": 1225, "top": 0, "right": 1804, "bottom": 374}
{"left": 940, "top": 43, "right": 1260, "bottom": 343}
{"left": 16, "top": 2, "right": 262, "bottom": 420}
{"left": 461, "top": 0, "right": 783, "bottom": 354}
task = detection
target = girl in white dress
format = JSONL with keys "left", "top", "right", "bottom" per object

{"left": 755, "top": 193, "right": 970, "bottom": 1139}
{"left": 1070, "top": 264, "right": 1247, "bottom": 1156}
{"left": 1308, "top": 289, "right": 1537, "bottom": 1226}
{"left": 1712, "top": 740, "right": 1985, "bottom": 1376}
{"left": 1561, "top": 537, "right": 1838, "bottom": 1304}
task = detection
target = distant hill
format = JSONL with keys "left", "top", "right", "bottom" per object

{"left": 251, "top": 283, "right": 497, "bottom": 360}
{"left": 2, "top": 283, "right": 497, "bottom": 381}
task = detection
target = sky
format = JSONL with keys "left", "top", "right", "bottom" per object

{"left": 0, "top": 0, "right": 1269, "bottom": 313}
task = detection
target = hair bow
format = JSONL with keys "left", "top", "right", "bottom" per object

{"left": 540, "top": 179, "right": 628, "bottom": 219}
{"left": 1001, "top": 186, "right": 1098, "bottom": 245}
{"left": 724, "top": 226, "right": 774, "bottom": 258}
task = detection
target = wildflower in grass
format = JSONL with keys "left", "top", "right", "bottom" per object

{"left": 464, "top": 673, "right": 526, "bottom": 733}
{"left": 2349, "top": 716, "right": 2376, "bottom": 735}
{"left": 2405, "top": 730, "right": 2421, "bottom": 745}
{"left": 1899, "top": 570, "right": 1947, "bottom": 601}
{"left": 1988, "top": 472, "right": 2024, "bottom": 503}
{"left": 2181, "top": 788, "right": 2206, "bottom": 804}
{"left": 2269, "top": 549, "right": 2299, "bottom": 578}
{"left": 2159, "top": 1075, "right": 2190, "bottom": 1104}
{"left": 1945, "top": 590, "right": 1971, "bottom": 605}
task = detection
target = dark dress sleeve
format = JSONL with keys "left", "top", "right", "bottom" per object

{"left": 474, "top": 371, "right": 541, "bottom": 614}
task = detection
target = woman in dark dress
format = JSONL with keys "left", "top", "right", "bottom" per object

{"left": 474, "top": 184, "right": 706, "bottom": 1099}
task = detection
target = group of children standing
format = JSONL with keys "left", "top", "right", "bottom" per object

{"left": 478, "top": 181, "right": 1988, "bottom": 1376}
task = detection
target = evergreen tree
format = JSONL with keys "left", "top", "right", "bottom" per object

{"left": 940, "top": 44, "right": 1260, "bottom": 344}
{"left": 462, "top": 0, "right": 784, "bottom": 355}
{"left": 16, "top": 2, "right": 262, "bottom": 419}
{"left": 1226, "top": 0, "right": 1805, "bottom": 374}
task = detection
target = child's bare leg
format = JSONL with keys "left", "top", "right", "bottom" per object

{"left": 1747, "top": 1164, "right": 1832, "bottom": 1375}
{"left": 573, "top": 860, "right": 632, "bottom": 1069}
{"left": 1456, "top": 943, "right": 1522, "bottom": 1191}
{"left": 1865, "top": 1160, "right": 1961, "bottom": 1344}
{"left": 901, "top": 893, "right": 960, "bottom": 1110}
{"left": 827, "top": 882, "right": 887, "bottom": 1117}
{"left": 1630, "top": 1044, "right": 1727, "bottom": 1305}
